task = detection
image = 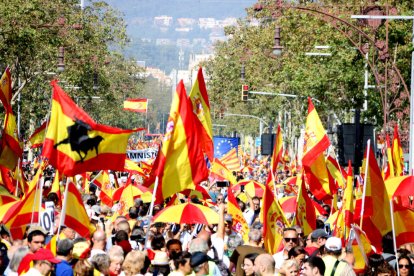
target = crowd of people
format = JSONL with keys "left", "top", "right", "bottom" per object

{"left": 0, "top": 157, "right": 413, "bottom": 276}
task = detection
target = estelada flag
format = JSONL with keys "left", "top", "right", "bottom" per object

{"left": 28, "top": 121, "right": 47, "bottom": 148}
{"left": 42, "top": 80, "right": 143, "bottom": 176}
{"left": 0, "top": 67, "right": 12, "bottom": 109}
{"left": 153, "top": 80, "right": 208, "bottom": 201}
{"left": 189, "top": 67, "right": 214, "bottom": 161}
{"left": 123, "top": 98, "right": 148, "bottom": 113}
{"left": 302, "top": 97, "right": 330, "bottom": 166}
{"left": 392, "top": 125, "right": 404, "bottom": 176}
{"left": 261, "top": 183, "right": 288, "bottom": 254}
{"left": 61, "top": 181, "right": 96, "bottom": 238}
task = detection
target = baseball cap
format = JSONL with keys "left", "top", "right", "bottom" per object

{"left": 325, "top": 237, "right": 342, "bottom": 251}
{"left": 32, "top": 248, "right": 61, "bottom": 263}
{"left": 190, "top": 251, "right": 212, "bottom": 268}
{"left": 311, "top": 229, "right": 329, "bottom": 239}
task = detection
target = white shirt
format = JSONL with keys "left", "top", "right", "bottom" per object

{"left": 23, "top": 268, "right": 43, "bottom": 276}
{"left": 273, "top": 250, "right": 288, "bottom": 269}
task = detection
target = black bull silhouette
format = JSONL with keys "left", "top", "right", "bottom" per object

{"left": 54, "top": 119, "right": 104, "bottom": 162}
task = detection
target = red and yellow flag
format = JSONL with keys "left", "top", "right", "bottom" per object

{"left": 302, "top": 97, "right": 330, "bottom": 167}
{"left": 62, "top": 181, "right": 96, "bottom": 237}
{"left": 153, "top": 80, "right": 208, "bottom": 201}
{"left": 0, "top": 166, "right": 15, "bottom": 194}
{"left": 189, "top": 67, "right": 214, "bottom": 161}
{"left": 354, "top": 145, "right": 391, "bottom": 251}
{"left": 326, "top": 155, "right": 345, "bottom": 190}
{"left": 383, "top": 134, "right": 395, "bottom": 179}
{"left": 123, "top": 98, "right": 148, "bottom": 113}
{"left": 392, "top": 199, "right": 414, "bottom": 248}
{"left": 261, "top": 184, "right": 288, "bottom": 254}
{"left": 49, "top": 170, "right": 62, "bottom": 207}
{"left": 0, "top": 112, "right": 23, "bottom": 170}
{"left": 0, "top": 67, "right": 12, "bottom": 108}
{"left": 294, "top": 173, "right": 316, "bottom": 235}
{"left": 116, "top": 183, "right": 135, "bottom": 216}
{"left": 42, "top": 80, "right": 141, "bottom": 176}
{"left": 219, "top": 148, "right": 240, "bottom": 172}
{"left": 392, "top": 125, "right": 404, "bottom": 176}
{"left": 28, "top": 121, "right": 47, "bottom": 148}
{"left": 270, "top": 124, "right": 283, "bottom": 175}
{"left": 124, "top": 159, "right": 146, "bottom": 177}
{"left": 227, "top": 188, "right": 249, "bottom": 242}
{"left": 95, "top": 170, "right": 114, "bottom": 207}
{"left": 304, "top": 154, "right": 331, "bottom": 200}
{"left": 209, "top": 158, "right": 237, "bottom": 185}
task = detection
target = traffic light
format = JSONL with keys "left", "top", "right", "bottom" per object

{"left": 241, "top": 84, "right": 249, "bottom": 101}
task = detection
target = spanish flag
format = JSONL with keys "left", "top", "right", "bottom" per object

{"left": 123, "top": 98, "right": 148, "bottom": 113}
{"left": 384, "top": 134, "right": 395, "bottom": 179}
{"left": 392, "top": 199, "right": 414, "bottom": 248}
{"left": 294, "top": 173, "right": 316, "bottom": 235}
{"left": 28, "top": 121, "right": 47, "bottom": 148}
{"left": 270, "top": 124, "right": 283, "bottom": 175}
{"left": 392, "top": 125, "right": 404, "bottom": 176}
{"left": 42, "top": 80, "right": 142, "bottom": 176}
{"left": 227, "top": 188, "right": 249, "bottom": 243}
{"left": 154, "top": 80, "right": 208, "bottom": 201}
{"left": 0, "top": 67, "right": 12, "bottom": 108}
{"left": 209, "top": 158, "right": 237, "bottom": 185}
{"left": 95, "top": 170, "right": 114, "bottom": 207}
{"left": 0, "top": 166, "right": 15, "bottom": 194}
{"left": 302, "top": 97, "right": 330, "bottom": 166}
{"left": 261, "top": 184, "right": 288, "bottom": 254}
{"left": 189, "top": 68, "right": 214, "bottom": 161}
{"left": 61, "top": 181, "right": 96, "bottom": 238}
{"left": 0, "top": 111, "right": 23, "bottom": 170}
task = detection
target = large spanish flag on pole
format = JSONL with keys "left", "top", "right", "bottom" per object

{"left": 302, "top": 97, "right": 330, "bottom": 166}
{"left": 42, "top": 80, "right": 142, "bottom": 176}
{"left": 154, "top": 80, "right": 208, "bottom": 201}
{"left": 227, "top": 188, "right": 249, "bottom": 242}
{"left": 123, "top": 98, "right": 148, "bottom": 113}
{"left": 270, "top": 124, "right": 283, "bottom": 175}
{"left": 294, "top": 173, "right": 316, "bottom": 235}
{"left": 392, "top": 125, "right": 404, "bottom": 176}
{"left": 189, "top": 68, "right": 214, "bottom": 161}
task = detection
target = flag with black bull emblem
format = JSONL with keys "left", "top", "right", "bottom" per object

{"left": 42, "top": 80, "right": 143, "bottom": 176}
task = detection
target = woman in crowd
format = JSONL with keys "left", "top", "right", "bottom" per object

{"left": 288, "top": 246, "right": 307, "bottom": 269}
{"left": 241, "top": 253, "right": 259, "bottom": 276}
{"left": 278, "top": 259, "right": 299, "bottom": 276}
{"left": 398, "top": 255, "right": 414, "bottom": 276}
{"left": 109, "top": 246, "right": 125, "bottom": 276}
{"left": 121, "top": 250, "right": 146, "bottom": 276}
{"left": 169, "top": 252, "right": 192, "bottom": 276}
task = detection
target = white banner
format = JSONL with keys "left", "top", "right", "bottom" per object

{"left": 126, "top": 148, "right": 158, "bottom": 162}
{"left": 40, "top": 201, "right": 55, "bottom": 235}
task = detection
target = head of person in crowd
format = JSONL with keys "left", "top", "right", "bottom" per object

{"left": 282, "top": 227, "right": 298, "bottom": 253}
{"left": 315, "top": 219, "right": 325, "bottom": 230}
{"left": 279, "top": 259, "right": 299, "bottom": 276}
{"left": 238, "top": 200, "right": 246, "bottom": 212}
{"left": 122, "top": 250, "right": 146, "bottom": 276}
{"left": 56, "top": 238, "right": 74, "bottom": 261}
{"left": 341, "top": 247, "right": 355, "bottom": 267}
{"left": 7, "top": 246, "right": 29, "bottom": 274}
{"left": 113, "top": 216, "right": 128, "bottom": 232}
{"left": 61, "top": 226, "right": 77, "bottom": 240}
{"left": 292, "top": 225, "right": 305, "bottom": 246}
{"left": 189, "top": 238, "right": 209, "bottom": 254}
{"left": 149, "top": 250, "right": 170, "bottom": 275}
{"left": 226, "top": 233, "right": 244, "bottom": 257}
{"left": 248, "top": 228, "right": 262, "bottom": 246}
{"left": 171, "top": 251, "right": 192, "bottom": 275}
{"left": 310, "top": 229, "right": 329, "bottom": 248}
{"left": 382, "top": 231, "right": 395, "bottom": 254}
{"left": 128, "top": 206, "right": 139, "bottom": 220}
{"left": 91, "top": 229, "right": 106, "bottom": 251}
{"left": 166, "top": 239, "right": 182, "bottom": 258}
{"left": 117, "top": 220, "right": 131, "bottom": 235}
{"left": 108, "top": 245, "right": 124, "bottom": 275}
{"left": 91, "top": 253, "right": 110, "bottom": 275}
{"left": 242, "top": 252, "right": 259, "bottom": 276}
{"left": 31, "top": 248, "right": 61, "bottom": 275}
{"left": 130, "top": 227, "right": 146, "bottom": 248}
{"left": 74, "top": 259, "right": 94, "bottom": 276}
{"left": 324, "top": 237, "right": 342, "bottom": 257}
{"left": 216, "top": 193, "right": 225, "bottom": 204}
{"left": 398, "top": 255, "right": 414, "bottom": 276}
{"left": 151, "top": 233, "right": 166, "bottom": 251}
{"left": 254, "top": 253, "right": 275, "bottom": 276}
{"left": 368, "top": 253, "right": 385, "bottom": 273}
{"left": 375, "top": 262, "right": 396, "bottom": 276}
{"left": 301, "top": 256, "right": 325, "bottom": 276}
{"left": 252, "top": 196, "right": 261, "bottom": 213}
{"left": 114, "top": 230, "right": 132, "bottom": 256}
{"left": 288, "top": 246, "right": 307, "bottom": 269}
{"left": 27, "top": 226, "right": 47, "bottom": 253}
{"left": 190, "top": 251, "right": 210, "bottom": 276}
{"left": 224, "top": 214, "right": 234, "bottom": 235}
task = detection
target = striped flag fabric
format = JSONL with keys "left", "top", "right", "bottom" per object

{"left": 392, "top": 125, "right": 404, "bottom": 176}
{"left": 42, "top": 80, "right": 141, "bottom": 176}
{"left": 189, "top": 68, "right": 214, "bottom": 161}
{"left": 28, "top": 121, "right": 47, "bottom": 148}
{"left": 209, "top": 158, "right": 237, "bottom": 185}
{"left": 270, "top": 124, "right": 283, "bottom": 175}
{"left": 227, "top": 188, "right": 249, "bottom": 242}
{"left": 213, "top": 136, "right": 239, "bottom": 158}
{"left": 0, "top": 67, "right": 12, "bottom": 108}
{"left": 219, "top": 148, "right": 240, "bottom": 172}
{"left": 94, "top": 170, "right": 114, "bottom": 207}
{"left": 392, "top": 199, "right": 414, "bottom": 248}
{"left": 294, "top": 173, "right": 316, "bottom": 234}
{"left": 123, "top": 98, "right": 148, "bottom": 113}
{"left": 384, "top": 134, "right": 395, "bottom": 179}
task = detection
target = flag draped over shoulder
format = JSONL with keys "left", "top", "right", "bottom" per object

{"left": 189, "top": 68, "right": 214, "bottom": 161}
{"left": 262, "top": 184, "right": 287, "bottom": 254}
{"left": 354, "top": 144, "right": 391, "bottom": 251}
{"left": 28, "top": 121, "right": 47, "bottom": 148}
{"left": 302, "top": 97, "right": 330, "bottom": 166}
{"left": 392, "top": 125, "right": 404, "bottom": 176}
{"left": 123, "top": 98, "right": 148, "bottom": 113}
{"left": 42, "top": 80, "right": 142, "bottom": 176}
{"left": 154, "top": 80, "right": 208, "bottom": 201}
{"left": 62, "top": 181, "right": 96, "bottom": 237}
{"left": 270, "top": 124, "right": 283, "bottom": 175}
{"left": 227, "top": 188, "right": 249, "bottom": 242}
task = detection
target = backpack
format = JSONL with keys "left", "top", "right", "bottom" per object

{"left": 211, "top": 246, "right": 230, "bottom": 276}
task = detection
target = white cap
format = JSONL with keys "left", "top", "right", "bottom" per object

{"left": 325, "top": 237, "right": 342, "bottom": 251}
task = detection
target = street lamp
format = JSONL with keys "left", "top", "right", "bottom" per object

{"left": 351, "top": 13, "right": 414, "bottom": 174}
{"left": 57, "top": 47, "right": 65, "bottom": 72}
{"left": 272, "top": 26, "right": 283, "bottom": 56}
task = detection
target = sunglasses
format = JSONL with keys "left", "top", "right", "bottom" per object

{"left": 284, "top": 237, "right": 298, "bottom": 243}
{"left": 399, "top": 264, "right": 410, "bottom": 269}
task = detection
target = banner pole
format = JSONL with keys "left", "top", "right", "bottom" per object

{"left": 359, "top": 139, "right": 371, "bottom": 228}
{"left": 145, "top": 176, "right": 159, "bottom": 248}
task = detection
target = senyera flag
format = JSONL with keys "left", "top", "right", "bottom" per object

{"left": 123, "top": 98, "right": 148, "bottom": 113}
{"left": 42, "top": 80, "right": 143, "bottom": 176}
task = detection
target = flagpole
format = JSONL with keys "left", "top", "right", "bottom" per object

{"left": 359, "top": 139, "right": 370, "bottom": 228}
{"left": 145, "top": 176, "right": 159, "bottom": 248}
{"left": 389, "top": 199, "right": 400, "bottom": 276}
{"left": 57, "top": 177, "right": 70, "bottom": 240}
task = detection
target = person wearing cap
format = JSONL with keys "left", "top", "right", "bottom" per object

{"left": 322, "top": 237, "right": 356, "bottom": 276}
{"left": 190, "top": 251, "right": 210, "bottom": 276}
{"left": 25, "top": 248, "right": 61, "bottom": 276}
{"left": 273, "top": 227, "right": 298, "bottom": 270}
{"left": 305, "top": 229, "right": 329, "bottom": 256}
{"left": 55, "top": 239, "right": 74, "bottom": 276}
